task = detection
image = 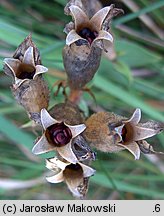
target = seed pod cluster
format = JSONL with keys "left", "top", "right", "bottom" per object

{"left": 2, "top": 0, "right": 163, "bottom": 199}
{"left": 31, "top": 101, "right": 96, "bottom": 198}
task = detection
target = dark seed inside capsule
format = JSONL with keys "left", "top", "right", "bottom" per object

{"left": 78, "top": 28, "right": 98, "bottom": 44}
{"left": 17, "top": 63, "right": 36, "bottom": 80}
{"left": 46, "top": 122, "right": 72, "bottom": 147}
{"left": 120, "top": 123, "right": 134, "bottom": 144}
{"left": 66, "top": 163, "right": 81, "bottom": 171}
{"left": 63, "top": 163, "right": 83, "bottom": 179}
{"left": 121, "top": 126, "right": 127, "bottom": 142}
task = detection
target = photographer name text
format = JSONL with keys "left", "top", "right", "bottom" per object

{"left": 20, "top": 203, "right": 115, "bottom": 213}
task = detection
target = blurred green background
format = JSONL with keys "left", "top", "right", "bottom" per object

{"left": 0, "top": 0, "right": 164, "bottom": 200}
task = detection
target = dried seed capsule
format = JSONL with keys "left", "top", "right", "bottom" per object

{"left": 50, "top": 101, "right": 96, "bottom": 161}
{"left": 3, "top": 35, "right": 49, "bottom": 124}
{"left": 83, "top": 109, "right": 163, "bottom": 160}
{"left": 32, "top": 101, "right": 96, "bottom": 163}
{"left": 46, "top": 157, "right": 95, "bottom": 198}
{"left": 12, "top": 75, "right": 49, "bottom": 124}
{"left": 49, "top": 100, "right": 84, "bottom": 125}
{"left": 63, "top": 44, "right": 101, "bottom": 90}
{"left": 63, "top": 2, "right": 123, "bottom": 90}
{"left": 32, "top": 107, "right": 86, "bottom": 164}
{"left": 83, "top": 111, "right": 125, "bottom": 153}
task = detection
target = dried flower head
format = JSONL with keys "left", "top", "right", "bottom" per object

{"left": 3, "top": 35, "right": 49, "bottom": 124}
{"left": 4, "top": 46, "right": 47, "bottom": 87}
{"left": 63, "top": 2, "right": 123, "bottom": 89}
{"left": 3, "top": 34, "right": 47, "bottom": 88}
{"left": 83, "top": 108, "right": 163, "bottom": 160}
{"left": 64, "top": 4, "right": 119, "bottom": 48}
{"left": 46, "top": 157, "right": 95, "bottom": 198}
{"left": 32, "top": 108, "right": 86, "bottom": 163}
{"left": 49, "top": 101, "right": 95, "bottom": 162}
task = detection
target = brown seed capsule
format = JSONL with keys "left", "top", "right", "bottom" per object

{"left": 32, "top": 101, "right": 96, "bottom": 163}
{"left": 83, "top": 111, "right": 125, "bottom": 153}
{"left": 12, "top": 75, "right": 49, "bottom": 124}
{"left": 63, "top": 44, "right": 102, "bottom": 90}
{"left": 49, "top": 101, "right": 96, "bottom": 162}
{"left": 49, "top": 100, "right": 84, "bottom": 125}
{"left": 63, "top": 2, "right": 123, "bottom": 90}
{"left": 32, "top": 107, "right": 86, "bottom": 164}
{"left": 3, "top": 35, "right": 49, "bottom": 124}
{"left": 83, "top": 109, "right": 163, "bottom": 160}
{"left": 46, "top": 157, "right": 95, "bottom": 198}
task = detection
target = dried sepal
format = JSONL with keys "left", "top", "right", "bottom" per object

{"left": 46, "top": 157, "right": 95, "bottom": 198}
{"left": 137, "top": 121, "right": 164, "bottom": 139}
{"left": 83, "top": 109, "right": 163, "bottom": 160}
{"left": 32, "top": 108, "right": 86, "bottom": 164}
{"left": 13, "top": 33, "right": 41, "bottom": 65}
{"left": 64, "top": 0, "right": 84, "bottom": 16}
{"left": 123, "top": 108, "right": 141, "bottom": 124}
{"left": 64, "top": 0, "right": 102, "bottom": 18}
{"left": 137, "top": 140, "right": 164, "bottom": 155}
{"left": 41, "top": 108, "right": 58, "bottom": 129}
{"left": 81, "top": 0, "right": 102, "bottom": 18}
{"left": 118, "top": 141, "right": 141, "bottom": 160}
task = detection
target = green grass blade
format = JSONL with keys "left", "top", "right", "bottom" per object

{"left": 0, "top": 115, "right": 34, "bottom": 150}
{"left": 92, "top": 173, "right": 164, "bottom": 199}
{"left": 114, "top": 0, "right": 164, "bottom": 25}
{"left": 93, "top": 75, "right": 164, "bottom": 121}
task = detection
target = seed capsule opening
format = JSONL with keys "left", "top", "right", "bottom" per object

{"left": 78, "top": 27, "right": 98, "bottom": 44}
{"left": 121, "top": 126, "right": 127, "bottom": 142}
{"left": 17, "top": 63, "right": 36, "bottom": 80}
{"left": 63, "top": 163, "right": 83, "bottom": 183}
{"left": 120, "top": 123, "right": 134, "bottom": 144}
{"left": 65, "top": 163, "right": 82, "bottom": 171}
{"left": 46, "top": 122, "right": 72, "bottom": 147}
